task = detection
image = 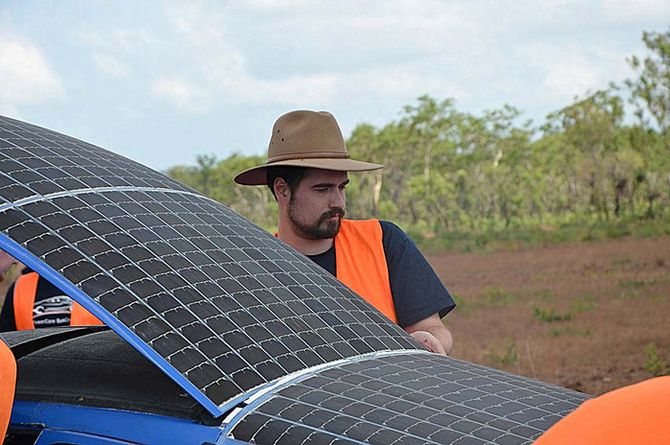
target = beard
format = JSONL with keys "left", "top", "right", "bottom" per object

{"left": 288, "top": 205, "right": 345, "bottom": 240}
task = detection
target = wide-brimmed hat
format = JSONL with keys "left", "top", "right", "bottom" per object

{"left": 234, "top": 110, "right": 383, "bottom": 185}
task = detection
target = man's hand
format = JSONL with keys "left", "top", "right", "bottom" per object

{"left": 404, "top": 313, "right": 453, "bottom": 355}
{"left": 410, "top": 330, "right": 446, "bottom": 354}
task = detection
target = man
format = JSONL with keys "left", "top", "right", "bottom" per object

{"left": 234, "top": 110, "right": 455, "bottom": 354}
{"left": 0, "top": 250, "right": 101, "bottom": 331}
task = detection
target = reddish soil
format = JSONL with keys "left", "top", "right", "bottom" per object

{"left": 428, "top": 236, "right": 670, "bottom": 395}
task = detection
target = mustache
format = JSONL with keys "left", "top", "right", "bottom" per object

{"left": 321, "top": 208, "right": 345, "bottom": 220}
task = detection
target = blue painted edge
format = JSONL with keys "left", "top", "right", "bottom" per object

{"left": 10, "top": 401, "right": 225, "bottom": 444}
{"left": 0, "top": 234, "right": 223, "bottom": 418}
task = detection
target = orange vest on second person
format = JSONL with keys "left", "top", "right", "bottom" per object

{"left": 0, "top": 338, "right": 16, "bottom": 442}
{"left": 533, "top": 376, "right": 670, "bottom": 445}
{"left": 334, "top": 219, "right": 398, "bottom": 324}
{"left": 13, "top": 272, "right": 103, "bottom": 330}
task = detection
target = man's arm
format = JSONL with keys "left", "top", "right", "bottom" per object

{"left": 404, "top": 313, "right": 453, "bottom": 355}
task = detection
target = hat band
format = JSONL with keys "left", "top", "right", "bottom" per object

{"left": 267, "top": 151, "right": 351, "bottom": 163}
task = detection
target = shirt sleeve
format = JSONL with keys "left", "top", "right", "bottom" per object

{"left": 381, "top": 221, "right": 455, "bottom": 328}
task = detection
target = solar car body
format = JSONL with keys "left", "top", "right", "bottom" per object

{"left": 0, "top": 115, "right": 590, "bottom": 444}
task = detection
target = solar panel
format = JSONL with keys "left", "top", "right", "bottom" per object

{"left": 230, "top": 352, "right": 589, "bottom": 445}
{"left": 0, "top": 115, "right": 417, "bottom": 416}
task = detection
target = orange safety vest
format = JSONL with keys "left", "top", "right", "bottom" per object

{"left": 335, "top": 219, "right": 397, "bottom": 323}
{"left": 534, "top": 376, "right": 670, "bottom": 445}
{"left": 13, "top": 272, "right": 103, "bottom": 330}
{"left": 0, "top": 338, "right": 16, "bottom": 442}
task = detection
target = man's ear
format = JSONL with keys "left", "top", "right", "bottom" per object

{"left": 274, "top": 178, "right": 290, "bottom": 200}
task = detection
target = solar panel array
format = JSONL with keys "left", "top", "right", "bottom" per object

{"left": 231, "top": 352, "right": 589, "bottom": 445}
{"left": 0, "top": 115, "right": 417, "bottom": 411}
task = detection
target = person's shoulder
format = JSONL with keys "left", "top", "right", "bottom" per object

{"left": 378, "top": 220, "right": 415, "bottom": 256}
{"left": 378, "top": 220, "right": 404, "bottom": 231}
{"left": 379, "top": 220, "right": 410, "bottom": 239}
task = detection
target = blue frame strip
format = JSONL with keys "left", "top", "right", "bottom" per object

{"left": 11, "top": 401, "right": 225, "bottom": 444}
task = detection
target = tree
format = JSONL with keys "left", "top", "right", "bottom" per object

{"left": 624, "top": 27, "right": 670, "bottom": 217}
{"left": 625, "top": 27, "right": 670, "bottom": 138}
{"left": 544, "top": 90, "right": 625, "bottom": 220}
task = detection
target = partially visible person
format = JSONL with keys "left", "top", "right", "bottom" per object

{"left": 0, "top": 338, "right": 16, "bottom": 442}
{"left": 534, "top": 376, "right": 670, "bottom": 445}
{"left": 0, "top": 251, "right": 102, "bottom": 331}
{"left": 0, "top": 250, "right": 21, "bottom": 311}
{"left": 0, "top": 251, "right": 17, "bottom": 280}
{"left": 234, "top": 110, "right": 455, "bottom": 354}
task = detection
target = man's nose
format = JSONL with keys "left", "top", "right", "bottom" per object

{"left": 330, "top": 188, "right": 345, "bottom": 208}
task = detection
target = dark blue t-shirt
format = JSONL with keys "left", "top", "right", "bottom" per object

{"left": 308, "top": 220, "right": 455, "bottom": 328}
{"left": 0, "top": 268, "right": 74, "bottom": 332}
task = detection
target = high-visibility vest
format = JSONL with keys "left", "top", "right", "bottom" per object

{"left": 534, "top": 376, "right": 670, "bottom": 445}
{"left": 335, "top": 219, "right": 397, "bottom": 323}
{"left": 13, "top": 272, "right": 103, "bottom": 330}
{"left": 0, "top": 338, "right": 16, "bottom": 441}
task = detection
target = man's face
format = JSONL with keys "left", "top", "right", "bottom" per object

{"left": 287, "top": 169, "right": 349, "bottom": 240}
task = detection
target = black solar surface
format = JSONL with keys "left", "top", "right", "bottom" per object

{"left": 0, "top": 115, "right": 417, "bottom": 411}
{"left": 231, "top": 352, "right": 589, "bottom": 445}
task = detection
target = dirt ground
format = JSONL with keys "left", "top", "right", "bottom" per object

{"left": 428, "top": 236, "right": 670, "bottom": 396}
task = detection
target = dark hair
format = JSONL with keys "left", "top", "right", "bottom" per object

{"left": 266, "top": 166, "right": 307, "bottom": 200}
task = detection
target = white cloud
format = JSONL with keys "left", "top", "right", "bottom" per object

{"left": 234, "top": 74, "right": 338, "bottom": 106}
{"left": 93, "top": 53, "right": 129, "bottom": 77}
{"left": 346, "top": 67, "right": 465, "bottom": 103}
{"left": 151, "top": 78, "right": 203, "bottom": 111}
{"left": 145, "top": 2, "right": 339, "bottom": 110}
{"left": 79, "top": 28, "right": 154, "bottom": 53}
{"left": 544, "top": 61, "right": 598, "bottom": 100}
{"left": 0, "top": 31, "right": 63, "bottom": 115}
{"left": 599, "top": 0, "right": 670, "bottom": 22}
{"left": 520, "top": 42, "right": 623, "bottom": 104}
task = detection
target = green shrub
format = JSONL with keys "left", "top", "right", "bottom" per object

{"left": 485, "top": 339, "right": 518, "bottom": 366}
{"left": 620, "top": 279, "right": 647, "bottom": 288}
{"left": 605, "top": 224, "right": 632, "bottom": 238}
{"left": 479, "top": 287, "right": 519, "bottom": 307}
{"left": 571, "top": 294, "right": 597, "bottom": 313}
{"left": 451, "top": 293, "right": 470, "bottom": 314}
{"left": 415, "top": 217, "right": 670, "bottom": 253}
{"left": 532, "top": 306, "right": 573, "bottom": 323}
{"left": 536, "top": 289, "right": 554, "bottom": 301}
{"left": 548, "top": 326, "right": 592, "bottom": 337}
{"left": 644, "top": 344, "right": 669, "bottom": 377}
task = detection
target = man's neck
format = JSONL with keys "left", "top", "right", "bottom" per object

{"left": 277, "top": 222, "right": 334, "bottom": 256}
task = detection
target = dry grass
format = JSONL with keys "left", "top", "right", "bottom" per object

{"left": 429, "top": 236, "right": 670, "bottom": 395}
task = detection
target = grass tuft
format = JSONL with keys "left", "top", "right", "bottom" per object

{"left": 532, "top": 306, "right": 573, "bottom": 323}
{"left": 478, "top": 287, "right": 519, "bottom": 307}
{"left": 485, "top": 339, "right": 518, "bottom": 366}
{"left": 548, "top": 326, "right": 592, "bottom": 337}
{"left": 571, "top": 294, "right": 597, "bottom": 314}
{"left": 644, "top": 344, "right": 669, "bottom": 377}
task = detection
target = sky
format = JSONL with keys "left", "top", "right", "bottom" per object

{"left": 1, "top": 1, "right": 668, "bottom": 172}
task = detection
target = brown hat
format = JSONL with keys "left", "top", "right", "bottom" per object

{"left": 234, "top": 110, "right": 383, "bottom": 185}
